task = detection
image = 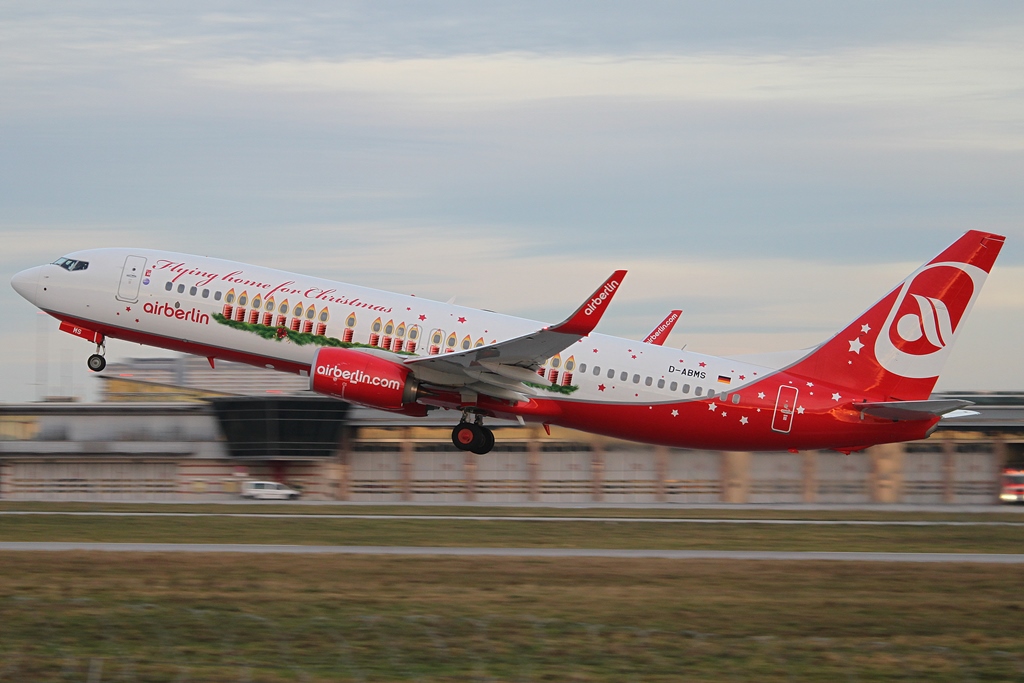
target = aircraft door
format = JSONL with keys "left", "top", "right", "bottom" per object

{"left": 771, "top": 385, "right": 799, "bottom": 434}
{"left": 116, "top": 255, "right": 148, "bottom": 303}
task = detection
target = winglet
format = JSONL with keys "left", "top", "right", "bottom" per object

{"left": 548, "top": 270, "right": 627, "bottom": 336}
{"left": 644, "top": 310, "right": 682, "bottom": 345}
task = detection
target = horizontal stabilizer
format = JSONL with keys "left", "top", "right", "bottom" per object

{"left": 856, "top": 399, "right": 975, "bottom": 421}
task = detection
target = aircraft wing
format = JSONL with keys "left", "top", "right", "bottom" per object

{"left": 855, "top": 399, "right": 976, "bottom": 421}
{"left": 643, "top": 310, "right": 682, "bottom": 346}
{"left": 404, "top": 270, "right": 626, "bottom": 401}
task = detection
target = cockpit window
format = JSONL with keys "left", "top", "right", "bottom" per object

{"left": 52, "top": 257, "right": 89, "bottom": 271}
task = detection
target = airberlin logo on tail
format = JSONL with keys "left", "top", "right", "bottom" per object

{"left": 315, "top": 364, "right": 402, "bottom": 391}
{"left": 875, "top": 261, "right": 985, "bottom": 379}
{"left": 584, "top": 280, "right": 620, "bottom": 316}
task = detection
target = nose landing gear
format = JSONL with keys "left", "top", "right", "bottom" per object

{"left": 87, "top": 342, "right": 106, "bottom": 372}
{"left": 452, "top": 413, "right": 495, "bottom": 455}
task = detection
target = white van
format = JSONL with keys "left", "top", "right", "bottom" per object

{"left": 241, "top": 480, "right": 301, "bottom": 500}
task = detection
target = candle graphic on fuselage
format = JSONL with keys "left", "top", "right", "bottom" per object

{"left": 276, "top": 299, "right": 289, "bottom": 327}
{"left": 249, "top": 295, "right": 262, "bottom": 324}
{"left": 406, "top": 325, "right": 421, "bottom": 353}
{"left": 262, "top": 296, "right": 275, "bottom": 326}
{"left": 369, "top": 318, "right": 382, "bottom": 346}
{"left": 222, "top": 288, "right": 235, "bottom": 318}
{"left": 393, "top": 322, "right": 406, "bottom": 352}
{"left": 290, "top": 302, "right": 303, "bottom": 331}
{"left": 429, "top": 329, "right": 443, "bottom": 355}
{"left": 234, "top": 291, "right": 248, "bottom": 322}
{"left": 303, "top": 304, "right": 316, "bottom": 333}
{"left": 548, "top": 354, "right": 561, "bottom": 384}
{"left": 562, "top": 356, "right": 575, "bottom": 385}
{"left": 445, "top": 332, "right": 458, "bottom": 353}
{"left": 316, "top": 307, "right": 330, "bottom": 336}
{"left": 382, "top": 320, "right": 394, "bottom": 349}
{"left": 343, "top": 312, "right": 357, "bottom": 342}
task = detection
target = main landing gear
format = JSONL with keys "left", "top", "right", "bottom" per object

{"left": 87, "top": 342, "right": 106, "bottom": 372}
{"left": 451, "top": 413, "right": 495, "bottom": 455}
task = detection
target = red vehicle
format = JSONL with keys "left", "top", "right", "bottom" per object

{"left": 1000, "top": 470, "right": 1024, "bottom": 503}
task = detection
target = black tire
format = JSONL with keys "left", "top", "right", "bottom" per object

{"left": 87, "top": 354, "right": 106, "bottom": 372}
{"left": 452, "top": 423, "right": 480, "bottom": 451}
{"left": 472, "top": 427, "right": 495, "bottom": 455}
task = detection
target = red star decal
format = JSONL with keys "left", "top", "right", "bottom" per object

{"left": 699, "top": 362, "right": 706, "bottom": 367}
{"left": 125, "top": 306, "right": 131, "bottom": 312}
{"left": 597, "top": 384, "right": 606, "bottom": 392}
{"left": 631, "top": 355, "right": 637, "bottom": 359}
{"left": 592, "top": 348, "right": 598, "bottom": 353}
{"left": 739, "top": 375, "right": 745, "bottom": 380}
{"left": 418, "top": 314, "right": 426, "bottom": 321}
{"left": 135, "top": 319, "right": 139, "bottom": 323}
{"left": 628, "top": 349, "right": 632, "bottom": 353}
{"left": 406, "top": 307, "right": 412, "bottom": 311}
{"left": 458, "top": 317, "right": 466, "bottom": 323}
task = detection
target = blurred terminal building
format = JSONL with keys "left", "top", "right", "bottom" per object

{"left": 2, "top": 356, "right": 1024, "bottom": 504}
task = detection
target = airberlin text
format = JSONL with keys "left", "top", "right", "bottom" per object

{"left": 144, "top": 302, "right": 210, "bottom": 324}
{"left": 584, "top": 280, "right": 620, "bottom": 316}
{"left": 668, "top": 366, "right": 706, "bottom": 379}
{"left": 316, "top": 365, "right": 402, "bottom": 391}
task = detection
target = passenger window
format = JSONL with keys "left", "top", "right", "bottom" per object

{"left": 695, "top": 386, "right": 703, "bottom": 396}
{"left": 202, "top": 289, "right": 210, "bottom": 298}
{"left": 165, "top": 282, "right": 173, "bottom": 291}
{"left": 732, "top": 394, "right": 741, "bottom": 404}
{"left": 644, "top": 377, "right": 652, "bottom": 386}
{"left": 214, "top": 291, "right": 222, "bottom": 301}
{"left": 177, "top": 284, "right": 185, "bottom": 294}
{"left": 579, "top": 364, "right": 587, "bottom": 373}
{"left": 670, "top": 381, "right": 677, "bottom": 391}
{"left": 620, "top": 372, "right": 627, "bottom": 381}
{"left": 189, "top": 286, "right": 197, "bottom": 296}
{"left": 607, "top": 369, "right": 615, "bottom": 379}
{"left": 708, "top": 390, "right": 716, "bottom": 399}
{"left": 632, "top": 374, "right": 640, "bottom": 384}
{"left": 593, "top": 366, "right": 600, "bottom": 376}
{"left": 682, "top": 384, "right": 690, "bottom": 394}
{"left": 657, "top": 379, "right": 665, "bottom": 389}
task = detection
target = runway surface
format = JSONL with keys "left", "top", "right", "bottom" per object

{"left": 1, "top": 511, "right": 1020, "bottom": 526}
{"left": 3, "top": 542, "right": 1024, "bottom": 563}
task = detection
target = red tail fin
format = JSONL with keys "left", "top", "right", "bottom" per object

{"left": 788, "top": 230, "right": 1004, "bottom": 400}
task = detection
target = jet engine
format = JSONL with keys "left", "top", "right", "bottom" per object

{"left": 310, "top": 347, "right": 419, "bottom": 410}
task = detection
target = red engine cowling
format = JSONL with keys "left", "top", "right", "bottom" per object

{"left": 310, "top": 347, "right": 419, "bottom": 410}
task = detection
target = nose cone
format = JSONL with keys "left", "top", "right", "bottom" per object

{"left": 11, "top": 266, "right": 40, "bottom": 303}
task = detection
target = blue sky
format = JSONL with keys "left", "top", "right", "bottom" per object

{"left": 2, "top": 2, "right": 1023, "bottom": 400}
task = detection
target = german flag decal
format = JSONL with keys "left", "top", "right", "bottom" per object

{"left": 717, "top": 375, "right": 731, "bottom": 385}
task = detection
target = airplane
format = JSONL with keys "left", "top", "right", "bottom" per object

{"left": 10, "top": 230, "right": 1004, "bottom": 455}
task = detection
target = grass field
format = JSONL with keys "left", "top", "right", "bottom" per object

{"left": 2, "top": 512, "right": 1024, "bottom": 553}
{"left": 4, "top": 504, "right": 1024, "bottom": 680}
{"left": 3, "top": 553, "right": 1024, "bottom": 681}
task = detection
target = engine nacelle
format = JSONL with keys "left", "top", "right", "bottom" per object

{"left": 310, "top": 347, "right": 419, "bottom": 410}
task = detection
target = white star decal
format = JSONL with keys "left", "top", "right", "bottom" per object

{"left": 806, "top": 382, "right": 814, "bottom": 387}
{"left": 708, "top": 402, "right": 717, "bottom": 411}
{"left": 740, "top": 416, "right": 748, "bottom": 425}
{"left": 861, "top": 323, "right": 871, "bottom": 334}
{"left": 671, "top": 409, "right": 679, "bottom": 417}
{"left": 796, "top": 406, "right": 805, "bottom": 415}
{"left": 757, "top": 392, "right": 765, "bottom": 400}
{"left": 832, "top": 392, "right": 842, "bottom": 401}
{"left": 849, "top": 337, "right": 864, "bottom": 354}
{"left": 721, "top": 411, "right": 728, "bottom": 417}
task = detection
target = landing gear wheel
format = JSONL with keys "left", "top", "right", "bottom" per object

{"left": 87, "top": 354, "right": 106, "bottom": 372}
{"left": 474, "top": 427, "right": 495, "bottom": 455}
{"left": 452, "top": 423, "right": 481, "bottom": 451}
